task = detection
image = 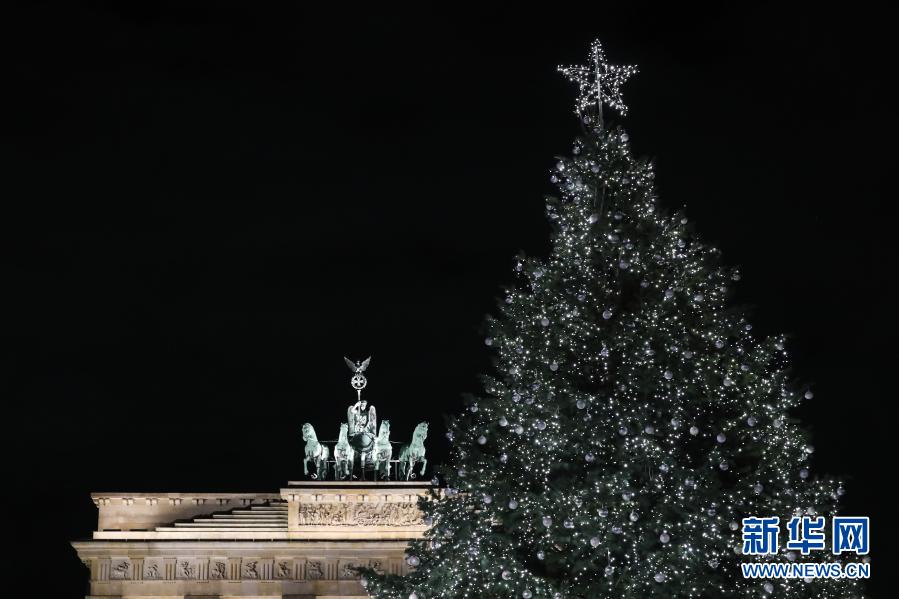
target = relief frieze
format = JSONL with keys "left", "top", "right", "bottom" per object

{"left": 297, "top": 501, "right": 421, "bottom": 526}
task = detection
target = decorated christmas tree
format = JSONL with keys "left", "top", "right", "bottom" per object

{"left": 360, "top": 40, "right": 865, "bottom": 599}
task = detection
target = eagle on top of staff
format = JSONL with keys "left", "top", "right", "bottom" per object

{"left": 344, "top": 356, "right": 371, "bottom": 374}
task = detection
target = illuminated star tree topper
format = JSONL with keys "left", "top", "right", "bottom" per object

{"left": 557, "top": 38, "right": 638, "bottom": 126}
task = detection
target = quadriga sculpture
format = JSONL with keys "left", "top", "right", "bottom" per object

{"left": 301, "top": 423, "right": 329, "bottom": 479}
{"left": 373, "top": 420, "right": 392, "bottom": 480}
{"left": 398, "top": 421, "right": 428, "bottom": 480}
{"left": 333, "top": 423, "right": 355, "bottom": 480}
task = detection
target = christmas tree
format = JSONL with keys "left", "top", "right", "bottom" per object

{"left": 360, "top": 39, "right": 865, "bottom": 599}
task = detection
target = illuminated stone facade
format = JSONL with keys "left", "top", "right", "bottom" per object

{"left": 71, "top": 481, "right": 433, "bottom": 598}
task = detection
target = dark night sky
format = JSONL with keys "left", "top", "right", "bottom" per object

{"left": 3, "top": 4, "right": 894, "bottom": 597}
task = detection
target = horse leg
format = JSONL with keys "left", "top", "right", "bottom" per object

{"left": 303, "top": 457, "right": 309, "bottom": 476}
{"left": 420, "top": 457, "right": 427, "bottom": 477}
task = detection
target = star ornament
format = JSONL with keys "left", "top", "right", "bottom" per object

{"left": 558, "top": 39, "right": 638, "bottom": 119}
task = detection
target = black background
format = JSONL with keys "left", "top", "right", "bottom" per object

{"left": 4, "top": 3, "right": 894, "bottom": 597}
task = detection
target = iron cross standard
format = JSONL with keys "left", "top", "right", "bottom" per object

{"left": 344, "top": 355, "right": 371, "bottom": 402}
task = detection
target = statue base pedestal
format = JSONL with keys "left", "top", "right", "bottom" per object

{"left": 71, "top": 481, "right": 436, "bottom": 597}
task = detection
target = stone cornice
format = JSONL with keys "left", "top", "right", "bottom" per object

{"left": 72, "top": 539, "right": 410, "bottom": 552}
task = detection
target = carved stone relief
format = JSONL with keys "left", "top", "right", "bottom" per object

{"left": 209, "top": 560, "right": 227, "bottom": 580}
{"left": 241, "top": 559, "right": 259, "bottom": 579}
{"left": 298, "top": 502, "right": 421, "bottom": 526}
{"left": 86, "top": 553, "right": 406, "bottom": 584}
{"left": 109, "top": 559, "right": 131, "bottom": 580}
{"left": 143, "top": 559, "right": 162, "bottom": 580}
{"left": 276, "top": 560, "right": 293, "bottom": 579}
{"left": 339, "top": 560, "right": 364, "bottom": 580}
{"left": 306, "top": 560, "right": 324, "bottom": 580}
{"left": 176, "top": 559, "right": 196, "bottom": 580}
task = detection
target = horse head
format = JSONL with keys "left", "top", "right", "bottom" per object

{"left": 302, "top": 423, "right": 315, "bottom": 443}
{"left": 414, "top": 421, "right": 429, "bottom": 442}
{"left": 379, "top": 420, "right": 391, "bottom": 440}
